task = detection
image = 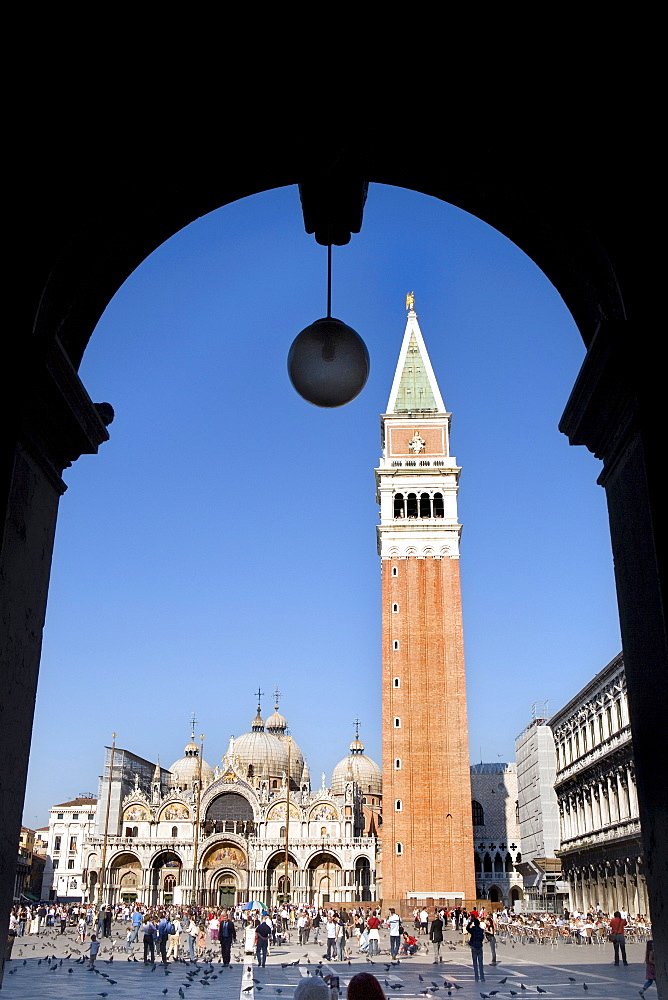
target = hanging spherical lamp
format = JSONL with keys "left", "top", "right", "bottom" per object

{"left": 288, "top": 246, "right": 369, "bottom": 407}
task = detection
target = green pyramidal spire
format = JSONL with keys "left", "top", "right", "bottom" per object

{"left": 386, "top": 300, "right": 445, "bottom": 414}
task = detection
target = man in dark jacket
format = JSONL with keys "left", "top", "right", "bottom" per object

{"left": 429, "top": 911, "right": 444, "bottom": 962}
{"left": 466, "top": 917, "right": 485, "bottom": 983}
{"left": 219, "top": 909, "right": 237, "bottom": 967}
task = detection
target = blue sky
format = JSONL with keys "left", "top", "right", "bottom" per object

{"left": 23, "top": 183, "right": 621, "bottom": 826}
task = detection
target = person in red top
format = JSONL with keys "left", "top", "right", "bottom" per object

{"left": 609, "top": 910, "right": 628, "bottom": 966}
{"left": 400, "top": 931, "right": 418, "bottom": 955}
{"left": 366, "top": 914, "right": 381, "bottom": 957}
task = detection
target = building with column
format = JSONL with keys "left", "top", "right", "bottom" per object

{"left": 58, "top": 700, "right": 381, "bottom": 909}
{"left": 470, "top": 763, "right": 524, "bottom": 907}
{"left": 377, "top": 299, "right": 475, "bottom": 913}
{"left": 515, "top": 710, "right": 568, "bottom": 911}
{"left": 549, "top": 653, "right": 647, "bottom": 916}
{"left": 41, "top": 798, "right": 98, "bottom": 903}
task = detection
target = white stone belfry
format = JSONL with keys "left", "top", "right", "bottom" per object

{"left": 376, "top": 307, "right": 462, "bottom": 562}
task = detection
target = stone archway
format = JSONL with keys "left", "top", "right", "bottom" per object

{"left": 150, "top": 851, "right": 183, "bottom": 907}
{"left": 307, "top": 852, "right": 342, "bottom": 907}
{"left": 108, "top": 852, "right": 141, "bottom": 906}
{"left": 2, "top": 118, "right": 666, "bottom": 991}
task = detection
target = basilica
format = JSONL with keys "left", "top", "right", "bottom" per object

{"left": 75, "top": 698, "right": 382, "bottom": 910}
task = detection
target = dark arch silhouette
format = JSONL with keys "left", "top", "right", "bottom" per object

{"left": 2, "top": 118, "right": 665, "bottom": 988}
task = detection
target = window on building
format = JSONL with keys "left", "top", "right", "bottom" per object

{"left": 483, "top": 853, "right": 492, "bottom": 872}
{"left": 171, "top": 826, "right": 178, "bottom": 838}
{"left": 474, "top": 852, "right": 482, "bottom": 872}
{"left": 125, "top": 827, "right": 134, "bottom": 838}
{"left": 433, "top": 492, "right": 444, "bottom": 518}
{"left": 406, "top": 493, "right": 418, "bottom": 518}
{"left": 606, "top": 706, "right": 613, "bottom": 734}
{"left": 54, "top": 836, "right": 61, "bottom": 852}
{"left": 419, "top": 493, "right": 431, "bottom": 518}
{"left": 505, "top": 852, "right": 513, "bottom": 872}
{"left": 88, "top": 813, "right": 94, "bottom": 820}
{"left": 395, "top": 843, "right": 403, "bottom": 855}
{"left": 567, "top": 738, "right": 573, "bottom": 762}
{"left": 393, "top": 494, "right": 405, "bottom": 518}
{"left": 72, "top": 813, "right": 79, "bottom": 820}
{"left": 575, "top": 733, "right": 580, "bottom": 757}
{"left": 598, "top": 715, "right": 604, "bottom": 741}
{"left": 393, "top": 677, "right": 400, "bottom": 687}
{"left": 57, "top": 813, "right": 63, "bottom": 820}
{"left": 616, "top": 700, "right": 623, "bottom": 729}
{"left": 394, "top": 717, "right": 401, "bottom": 728}
{"left": 392, "top": 566, "right": 398, "bottom": 576}
{"left": 67, "top": 859, "right": 74, "bottom": 869}
{"left": 395, "top": 799, "right": 402, "bottom": 811}
{"left": 393, "top": 641, "right": 400, "bottom": 650}
{"left": 394, "top": 758, "right": 401, "bottom": 769}
{"left": 582, "top": 728, "right": 588, "bottom": 752}
{"left": 392, "top": 603, "right": 399, "bottom": 613}
{"left": 69, "top": 836, "right": 77, "bottom": 851}
{"left": 279, "top": 826, "right": 286, "bottom": 838}
{"left": 53, "top": 860, "right": 59, "bottom": 869}
{"left": 472, "top": 801, "right": 485, "bottom": 826}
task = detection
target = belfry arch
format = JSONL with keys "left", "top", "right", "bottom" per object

{"left": 2, "top": 124, "right": 665, "bottom": 988}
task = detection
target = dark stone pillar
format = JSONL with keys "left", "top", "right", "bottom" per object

{"left": 560, "top": 321, "right": 668, "bottom": 995}
{"left": 0, "top": 340, "right": 111, "bottom": 985}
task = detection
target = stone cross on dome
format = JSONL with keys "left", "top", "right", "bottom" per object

{"left": 190, "top": 712, "right": 197, "bottom": 741}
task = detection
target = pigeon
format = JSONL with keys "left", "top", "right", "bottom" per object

{"left": 537, "top": 990, "right": 547, "bottom": 995}
{"left": 521, "top": 987, "right": 527, "bottom": 992}
{"left": 583, "top": 987, "right": 588, "bottom": 992}
{"left": 68, "top": 968, "right": 73, "bottom": 973}
{"left": 108, "top": 979, "right": 117, "bottom": 984}
{"left": 498, "top": 980, "right": 507, "bottom": 986}
{"left": 419, "top": 975, "right": 425, "bottom": 982}
{"left": 179, "top": 991, "right": 185, "bottom": 999}
{"left": 509, "top": 993, "right": 518, "bottom": 997}
{"left": 569, "top": 979, "right": 576, "bottom": 983}
{"left": 163, "top": 991, "right": 169, "bottom": 996}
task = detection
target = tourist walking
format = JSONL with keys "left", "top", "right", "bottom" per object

{"left": 366, "top": 913, "right": 380, "bottom": 957}
{"left": 639, "top": 939, "right": 656, "bottom": 994}
{"left": 609, "top": 910, "right": 628, "bottom": 966}
{"left": 186, "top": 914, "right": 198, "bottom": 962}
{"left": 484, "top": 915, "right": 497, "bottom": 965}
{"left": 388, "top": 908, "right": 402, "bottom": 958}
{"left": 219, "top": 909, "right": 236, "bottom": 967}
{"left": 255, "top": 916, "right": 271, "bottom": 967}
{"left": 429, "top": 910, "right": 443, "bottom": 962}
{"left": 89, "top": 934, "right": 100, "bottom": 969}
{"left": 326, "top": 915, "right": 338, "bottom": 961}
{"left": 466, "top": 916, "right": 485, "bottom": 983}
{"left": 143, "top": 916, "right": 157, "bottom": 964}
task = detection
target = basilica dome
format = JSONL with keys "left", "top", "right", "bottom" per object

{"left": 331, "top": 730, "right": 382, "bottom": 797}
{"left": 169, "top": 740, "right": 214, "bottom": 789}
{"left": 263, "top": 698, "right": 306, "bottom": 785}
{"left": 230, "top": 705, "right": 290, "bottom": 780}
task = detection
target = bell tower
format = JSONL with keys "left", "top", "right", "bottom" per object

{"left": 376, "top": 297, "right": 475, "bottom": 911}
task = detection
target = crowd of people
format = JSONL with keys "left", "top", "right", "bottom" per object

{"left": 7, "top": 898, "right": 657, "bottom": 993}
